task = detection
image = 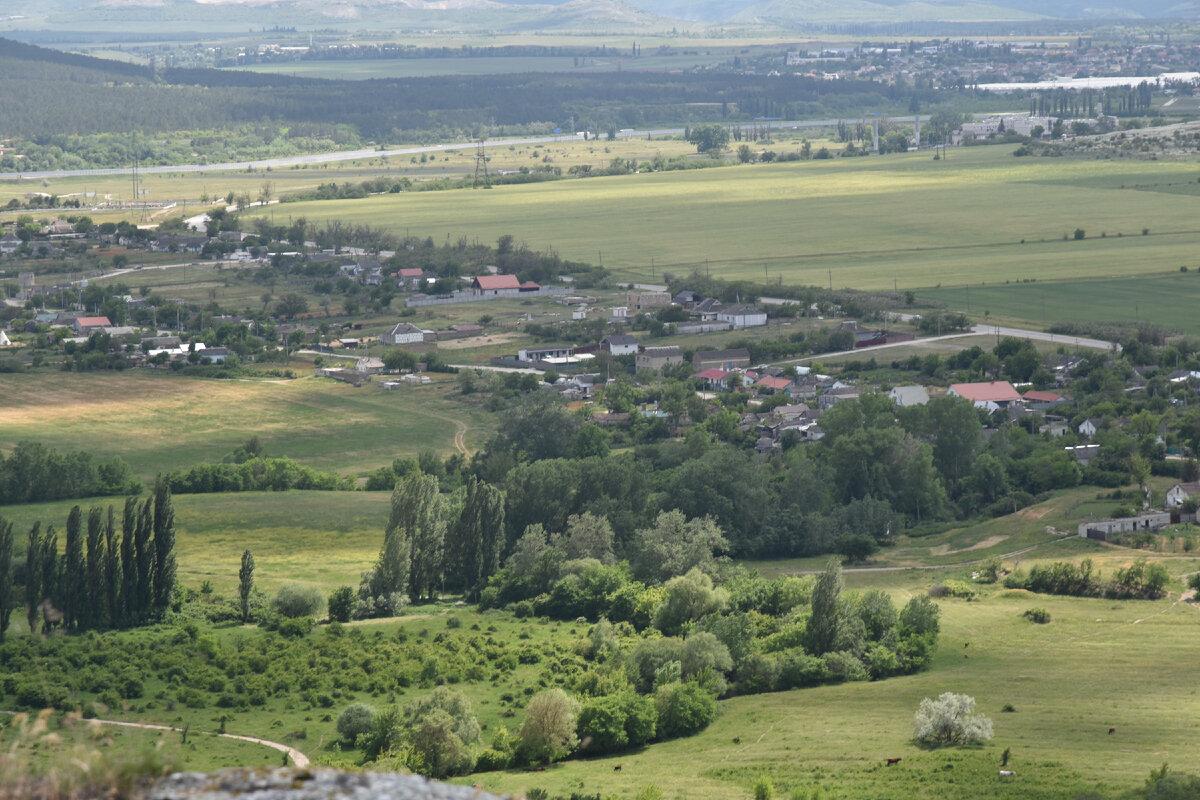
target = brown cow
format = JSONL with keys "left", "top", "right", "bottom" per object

{"left": 886, "top": 757, "right": 902, "bottom": 766}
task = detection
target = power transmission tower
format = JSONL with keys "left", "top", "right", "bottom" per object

{"left": 473, "top": 139, "right": 491, "bottom": 189}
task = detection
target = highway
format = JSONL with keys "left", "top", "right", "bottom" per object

{"left": 0, "top": 116, "right": 932, "bottom": 182}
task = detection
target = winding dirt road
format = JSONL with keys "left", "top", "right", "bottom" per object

{"left": 78, "top": 717, "right": 310, "bottom": 768}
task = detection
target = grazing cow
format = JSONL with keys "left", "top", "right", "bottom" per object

{"left": 613, "top": 765, "right": 622, "bottom": 772}
{"left": 732, "top": 737, "right": 741, "bottom": 744}
{"left": 999, "top": 770, "right": 1015, "bottom": 778}
{"left": 886, "top": 758, "right": 902, "bottom": 766}
{"left": 1108, "top": 727, "right": 1117, "bottom": 735}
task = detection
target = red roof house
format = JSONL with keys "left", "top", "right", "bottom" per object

{"left": 696, "top": 368, "right": 730, "bottom": 389}
{"left": 473, "top": 274, "right": 521, "bottom": 292}
{"left": 72, "top": 316, "right": 113, "bottom": 333}
{"left": 1022, "top": 390, "right": 1064, "bottom": 403}
{"left": 756, "top": 375, "right": 794, "bottom": 393}
{"left": 948, "top": 381, "right": 1023, "bottom": 407}
{"left": 396, "top": 268, "right": 424, "bottom": 278}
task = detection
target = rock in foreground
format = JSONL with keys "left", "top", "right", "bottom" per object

{"left": 150, "top": 769, "right": 505, "bottom": 800}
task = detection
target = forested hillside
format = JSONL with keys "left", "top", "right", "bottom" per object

{"left": 0, "top": 37, "right": 912, "bottom": 167}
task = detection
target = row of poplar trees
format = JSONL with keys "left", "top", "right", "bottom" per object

{"left": 0, "top": 479, "right": 177, "bottom": 641}
{"left": 361, "top": 473, "right": 505, "bottom": 608}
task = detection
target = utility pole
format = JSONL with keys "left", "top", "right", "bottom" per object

{"left": 472, "top": 139, "right": 491, "bottom": 189}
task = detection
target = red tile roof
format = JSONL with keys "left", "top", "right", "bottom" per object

{"left": 473, "top": 274, "right": 521, "bottom": 291}
{"left": 519, "top": 281, "right": 541, "bottom": 290}
{"left": 397, "top": 268, "right": 424, "bottom": 278}
{"left": 949, "top": 381, "right": 1022, "bottom": 403}
{"left": 75, "top": 316, "right": 112, "bottom": 328}
{"left": 1023, "top": 390, "right": 1064, "bottom": 402}
{"left": 696, "top": 369, "right": 729, "bottom": 380}
{"left": 756, "top": 376, "right": 793, "bottom": 391}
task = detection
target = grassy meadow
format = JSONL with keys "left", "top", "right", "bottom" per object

{"left": 0, "top": 371, "right": 489, "bottom": 479}
{"left": 244, "top": 145, "right": 1200, "bottom": 289}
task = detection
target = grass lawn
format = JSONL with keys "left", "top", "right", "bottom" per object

{"left": 246, "top": 146, "right": 1200, "bottom": 289}
{"left": 0, "top": 371, "right": 490, "bottom": 479}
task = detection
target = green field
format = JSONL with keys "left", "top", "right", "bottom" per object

{"left": 920, "top": 271, "right": 1200, "bottom": 333}
{"left": 0, "top": 371, "right": 488, "bottom": 479}
{"left": 248, "top": 146, "right": 1200, "bottom": 290}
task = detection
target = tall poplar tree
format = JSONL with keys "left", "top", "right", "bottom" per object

{"left": 39, "top": 526, "right": 58, "bottom": 634}
{"left": 24, "top": 522, "right": 41, "bottom": 635}
{"left": 85, "top": 506, "right": 104, "bottom": 630}
{"left": 134, "top": 499, "right": 154, "bottom": 623}
{"left": 103, "top": 506, "right": 120, "bottom": 629}
{"left": 119, "top": 497, "right": 137, "bottom": 627}
{"left": 238, "top": 549, "right": 254, "bottom": 623}
{"left": 404, "top": 473, "right": 447, "bottom": 603}
{"left": 63, "top": 506, "right": 84, "bottom": 632}
{"left": 0, "top": 518, "right": 14, "bottom": 642}
{"left": 151, "top": 479, "right": 176, "bottom": 617}
{"left": 449, "top": 477, "right": 506, "bottom": 601}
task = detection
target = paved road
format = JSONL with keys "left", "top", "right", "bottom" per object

{"left": 0, "top": 116, "right": 933, "bottom": 182}
{"left": 785, "top": 324, "right": 1117, "bottom": 364}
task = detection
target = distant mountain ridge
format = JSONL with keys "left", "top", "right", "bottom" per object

{"left": 9, "top": 0, "right": 1199, "bottom": 30}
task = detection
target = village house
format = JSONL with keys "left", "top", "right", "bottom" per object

{"left": 200, "top": 347, "right": 231, "bottom": 365}
{"left": 473, "top": 274, "right": 522, "bottom": 296}
{"left": 888, "top": 385, "right": 930, "bottom": 407}
{"left": 696, "top": 368, "right": 731, "bottom": 390}
{"left": 1078, "top": 418, "right": 1101, "bottom": 438}
{"left": 755, "top": 375, "right": 793, "bottom": 395}
{"left": 72, "top": 316, "right": 112, "bottom": 334}
{"left": 716, "top": 304, "right": 768, "bottom": 329}
{"left": 692, "top": 348, "right": 751, "bottom": 371}
{"left": 691, "top": 298, "right": 724, "bottom": 321}
{"left": 1077, "top": 511, "right": 1171, "bottom": 540}
{"left": 1022, "top": 390, "right": 1066, "bottom": 411}
{"left": 395, "top": 267, "right": 426, "bottom": 290}
{"left": 636, "top": 346, "right": 683, "bottom": 372}
{"left": 0, "top": 234, "right": 22, "bottom": 255}
{"left": 948, "top": 380, "right": 1023, "bottom": 410}
{"left": 1166, "top": 481, "right": 1200, "bottom": 509}
{"left": 380, "top": 322, "right": 431, "bottom": 346}
{"left": 518, "top": 345, "right": 575, "bottom": 363}
{"left": 819, "top": 385, "right": 861, "bottom": 409}
{"left": 600, "top": 334, "right": 639, "bottom": 357}
{"left": 1065, "top": 443, "right": 1100, "bottom": 465}
{"left": 626, "top": 291, "right": 671, "bottom": 312}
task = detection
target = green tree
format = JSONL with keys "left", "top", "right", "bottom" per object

{"left": 447, "top": 477, "right": 506, "bottom": 600}
{"left": 561, "top": 512, "right": 616, "bottom": 564}
{"left": 686, "top": 125, "right": 731, "bottom": 155}
{"left": 39, "top": 526, "right": 58, "bottom": 634}
{"left": 518, "top": 689, "right": 579, "bottom": 765}
{"left": 239, "top": 549, "right": 255, "bottom": 622}
{"left": 630, "top": 511, "right": 728, "bottom": 583}
{"left": 63, "top": 506, "right": 84, "bottom": 632}
{"left": 119, "top": 497, "right": 137, "bottom": 627}
{"left": 152, "top": 479, "right": 177, "bottom": 617}
{"left": 328, "top": 586, "right": 354, "bottom": 622}
{"left": 805, "top": 559, "right": 843, "bottom": 656}
{"left": 134, "top": 498, "right": 154, "bottom": 623}
{"left": 85, "top": 507, "right": 104, "bottom": 630}
{"left": 103, "top": 506, "right": 120, "bottom": 628}
{"left": 23, "top": 523, "right": 41, "bottom": 635}
{"left": 0, "top": 518, "right": 13, "bottom": 641}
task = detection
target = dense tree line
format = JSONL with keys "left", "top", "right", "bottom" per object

{"left": 0, "top": 479, "right": 177, "bottom": 639}
{"left": 0, "top": 441, "right": 140, "bottom": 506}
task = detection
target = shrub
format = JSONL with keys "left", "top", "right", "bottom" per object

{"left": 336, "top": 703, "right": 376, "bottom": 744}
{"left": 753, "top": 778, "right": 776, "bottom": 800}
{"left": 273, "top": 584, "right": 325, "bottom": 619}
{"left": 928, "top": 580, "right": 976, "bottom": 600}
{"left": 913, "top": 692, "right": 993, "bottom": 747}
{"left": 653, "top": 568, "right": 729, "bottom": 635}
{"left": 777, "top": 649, "right": 829, "bottom": 689}
{"left": 577, "top": 691, "right": 656, "bottom": 755}
{"left": 517, "top": 689, "right": 580, "bottom": 765}
{"left": 736, "top": 652, "right": 780, "bottom": 694}
{"left": 1022, "top": 608, "right": 1051, "bottom": 624}
{"left": 654, "top": 681, "right": 717, "bottom": 740}
{"left": 328, "top": 587, "right": 354, "bottom": 623}
{"left": 821, "top": 651, "right": 869, "bottom": 683}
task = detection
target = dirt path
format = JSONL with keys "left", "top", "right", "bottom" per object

{"left": 74, "top": 717, "right": 310, "bottom": 768}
